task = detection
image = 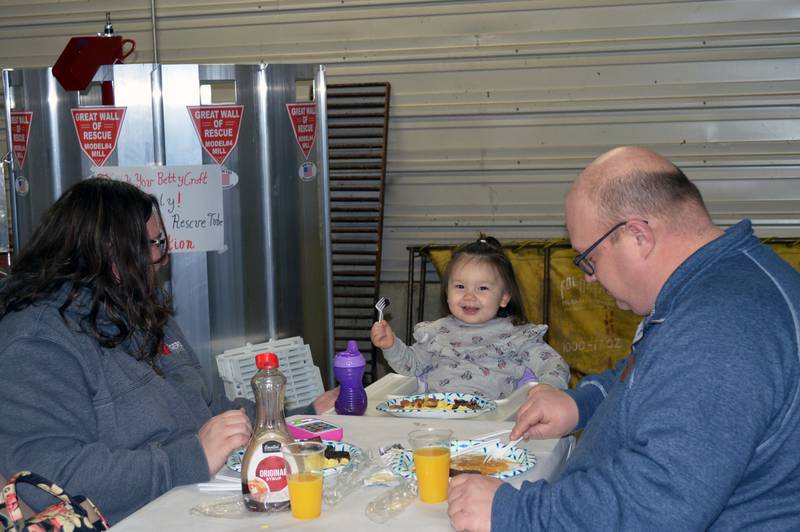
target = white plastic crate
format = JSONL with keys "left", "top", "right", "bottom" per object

{"left": 215, "top": 337, "right": 324, "bottom": 411}
{"left": 222, "top": 365, "right": 324, "bottom": 408}
{"left": 216, "top": 337, "right": 304, "bottom": 381}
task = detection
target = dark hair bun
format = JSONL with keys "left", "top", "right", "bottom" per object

{"left": 477, "top": 235, "right": 502, "bottom": 250}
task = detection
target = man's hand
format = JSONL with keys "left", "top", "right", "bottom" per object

{"left": 370, "top": 320, "right": 396, "bottom": 350}
{"left": 447, "top": 474, "right": 502, "bottom": 532}
{"left": 198, "top": 408, "right": 252, "bottom": 475}
{"left": 313, "top": 386, "right": 340, "bottom": 414}
{"left": 511, "top": 384, "right": 579, "bottom": 440}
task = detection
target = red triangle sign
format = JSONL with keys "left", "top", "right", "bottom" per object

{"left": 187, "top": 105, "right": 244, "bottom": 165}
{"left": 10, "top": 111, "right": 33, "bottom": 168}
{"left": 71, "top": 107, "right": 127, "bottom": 166}
{"left": 286, "top": 103, "right": 317, "bottom": 160}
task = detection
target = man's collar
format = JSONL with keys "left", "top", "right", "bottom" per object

{"left": 650, "top": 219, "right": 754, "bottom": 320}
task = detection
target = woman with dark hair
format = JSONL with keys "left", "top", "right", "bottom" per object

{"left": 371, "top": 235, "right": 568, "bottom": 400}
{"left": 0, "top": 178, "right": 335, "bottom": 524}
{"left": 0, "top": 178, "right": 172, "bottom": 370}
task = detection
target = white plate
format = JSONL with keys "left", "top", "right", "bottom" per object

{"left": 226, "top": 440, "right": 361, "bottom": 477}
{"left": 376, "top": 392, "right": 496, "bottom": 419}
{"left": 390, "top": 440, "right": 535, "bottom": 481}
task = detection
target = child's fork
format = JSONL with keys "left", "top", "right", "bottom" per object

{"left": 375, "top": 297, "right": 390, "bottom": 322}
{"left": 483, "top": 437, "right": 524, "bottom": 463}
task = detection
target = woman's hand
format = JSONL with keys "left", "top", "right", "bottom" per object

{"left": 370, "top": 320, "right": 395, "bottom": 350}
{"left": 198, "top": 408, "right": 252, "bottom": 475}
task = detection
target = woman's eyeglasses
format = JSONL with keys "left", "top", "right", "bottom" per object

{"left": 149, "top": 236, "right": 168, "bottom": 256}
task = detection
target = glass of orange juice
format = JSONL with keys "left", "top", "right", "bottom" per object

{"left": 408, "top": 428, "right": 453, "bottom": 503}
{"left": 281, "top": 441, "right": 326, "bottom": 519}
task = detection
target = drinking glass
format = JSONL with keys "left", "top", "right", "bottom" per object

{"left": 282, "top": 441, "right": 326, "bottom": 519}
{"left": 408, "top": 428, "right": 452, "bottom": 503}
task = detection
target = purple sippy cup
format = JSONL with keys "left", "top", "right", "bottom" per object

{"left": 333, "top": 340, "right": 368, "bottom": 415}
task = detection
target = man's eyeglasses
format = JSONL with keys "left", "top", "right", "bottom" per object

{"left": 149, "top": 236, "right": 168, "bottom": 256}
{"left": 572, "top": 221, "right": 629, "bottom": 276}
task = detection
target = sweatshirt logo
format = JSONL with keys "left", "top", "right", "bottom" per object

{"left": 161, "top": 340, "right": 184, "bottom": 356}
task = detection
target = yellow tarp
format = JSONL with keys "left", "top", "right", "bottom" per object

{"left": 767, "top": 240, "right": 800, "bottom": 272}
{"left": 422, "top": 239, "right": 799, "bottom": 388}
{"left": 547, "top": 248, "right": 640, "bottom": 387}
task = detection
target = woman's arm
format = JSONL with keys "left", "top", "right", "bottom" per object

{"left": 0, "top": 336, "right": 210, "bottom": 525}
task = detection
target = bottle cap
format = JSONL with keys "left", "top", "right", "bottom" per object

{"left": 334, "top": 340, "right": 365, "bottom": 368}
{"left": 255, "top": 352, "right": 279, "bottom": 369}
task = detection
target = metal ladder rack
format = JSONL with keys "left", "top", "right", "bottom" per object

{"left": 327, "top": 82, "right": 391, "bottom": 382}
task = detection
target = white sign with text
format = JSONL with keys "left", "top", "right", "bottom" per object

{"left": 91, "top": 165, "right": 224, "bottom": 253}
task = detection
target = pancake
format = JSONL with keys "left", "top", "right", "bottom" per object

{"left": 449, "top": 454, "right": 514, "bottom": 476}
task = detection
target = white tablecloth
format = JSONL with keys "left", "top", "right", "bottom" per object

{"left": 113, "top": 414, "right": 571, "bottom": 531}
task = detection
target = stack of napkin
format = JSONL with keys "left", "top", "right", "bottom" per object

{"left": 197, "top": 469, "right": 241, "bottom": 492}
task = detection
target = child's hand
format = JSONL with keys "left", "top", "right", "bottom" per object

{"left": 313, "top": 386, "right": 339, "bottom": 414}
{"left": 371, "top": 320, "right": 395, "bottom": 350}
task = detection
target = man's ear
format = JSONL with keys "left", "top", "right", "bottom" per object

{"left": 626, "top": 219, "right": 655, "bottom": 259}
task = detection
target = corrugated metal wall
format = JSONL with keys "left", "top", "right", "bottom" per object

{"left": 2, "top": 0, "right": 799, "bottom": 282}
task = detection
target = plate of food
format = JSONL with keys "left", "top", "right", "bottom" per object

{"left": 390, "top": 440, "right": 535, "bottom": 481}
{"left": 226, "top": 440, "right": 361, "bottom": 477}
{"left": 376, "top": 392, "right": 496, "bottom": 419}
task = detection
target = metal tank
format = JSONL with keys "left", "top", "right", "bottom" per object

{"left": 2, "top": 63, "right": 334, "bottom": 390}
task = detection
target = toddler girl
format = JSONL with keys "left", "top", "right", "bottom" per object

{"left": 371, "top": 236, "right": 569, "bottom": 400}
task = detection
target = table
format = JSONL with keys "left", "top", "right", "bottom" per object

{"left": 114, "top": 414, "right": 572, "bottom": 531}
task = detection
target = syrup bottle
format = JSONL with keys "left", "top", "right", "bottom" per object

{"left": 241, "top": 352, "right": 293, "bottom": 512}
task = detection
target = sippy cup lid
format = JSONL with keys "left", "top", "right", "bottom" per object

{"left": 334, "top": 340, "right": 365, "bottom": 368}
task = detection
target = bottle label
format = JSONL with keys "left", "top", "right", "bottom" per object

{"left": 261, "top": 440, "right": 282, "bottom": 454}
{"left": 244, "top": 440, "right": 289, "bottom": 508}
{"left": 255, "top": 454, "right": 288, "bottom": 491}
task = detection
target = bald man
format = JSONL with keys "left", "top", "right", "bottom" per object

{"left": 448, "top": 147, "right": 800, "bottom": 531}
